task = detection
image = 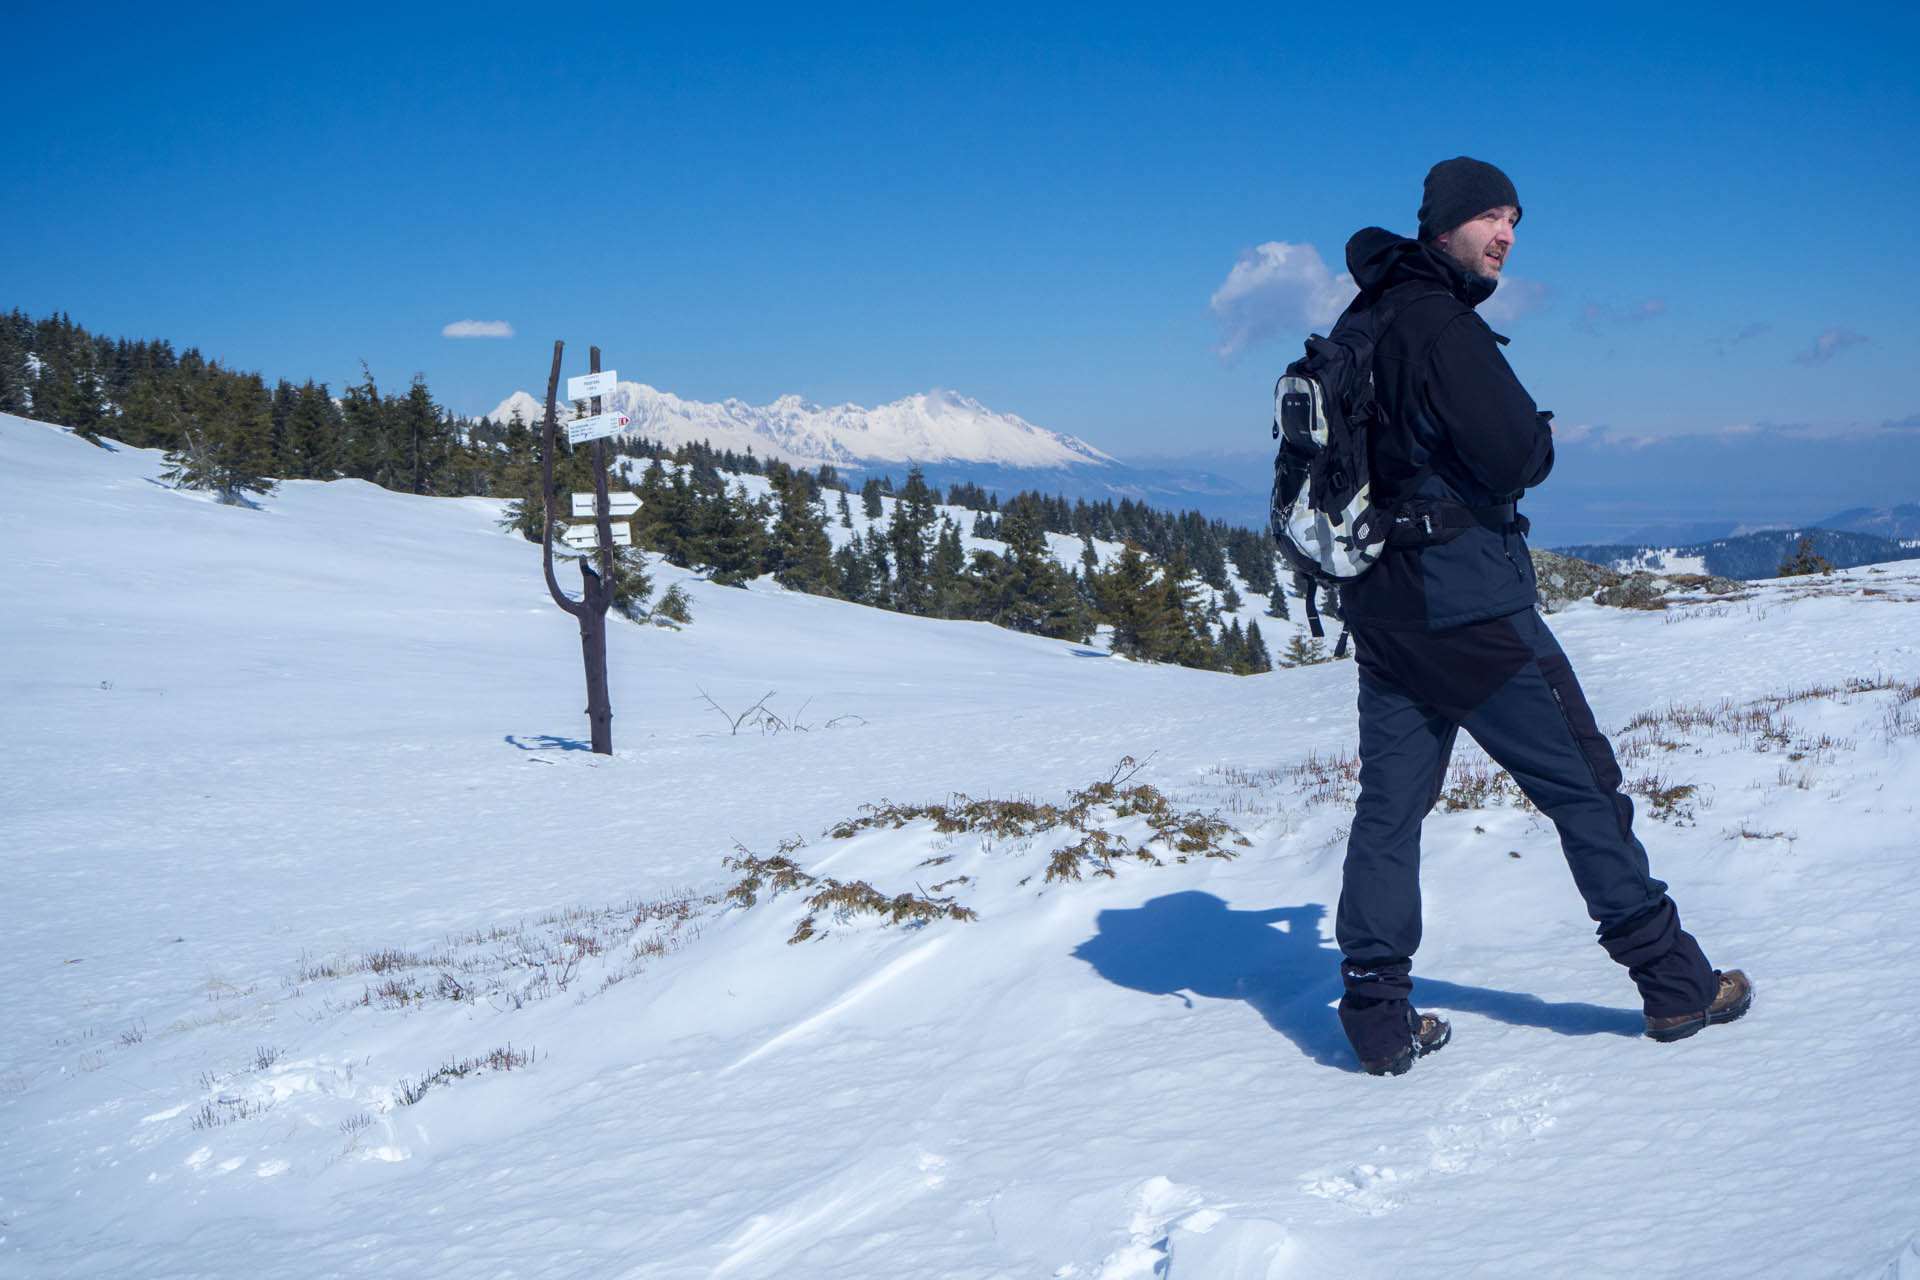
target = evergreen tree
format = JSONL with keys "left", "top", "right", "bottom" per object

{"left": 394, "top": 375, "right": 454, "bottom": 495}
{"left": 338, "top": 365, "right": 390, "bottom": 485}
{"left": 977, "top": 495, "right": 1089, "bottom": 639}
{"left": 699, "top": 484, "right": 768, "bottom": 586}
{"left": 860, "top": 476, "right": 885, "bottom": 519}
{"left": 1778, "top": 534, "right": 1834, "bottom": 577}
{"left": 834, "top": 538, "right": 874, "bottom": 603}
{"left": 885, "top": 465, "right": 938, "bottom": 613}
{"left": 924, "top": 519, "right": 962, "bottom": 617}
{"left": 765, "top": 467, "right": 838, "bottom": 593}
{"left": 837, "top": 490, "right": 853, "bottom": 528}
{"left": 1268, "top": 577, "right": 1293, "bottom": 620}
{"left": 652, "top": 583, "right": 694, "bottom": 626}
{"left": 117, "top": 370, "right": 189, "bottom": 451}
{"left": 1243, "top": 619, "right": 1273, "bottom": 673}
{"left": 160, "top": 367, "right": 278, "bottom": 504}
{"left": 1094, "top": 545, "right": 1182, "bottom": 662}
{"left": 628, "top": 460, "right": 698, "bottom": 564}
{"left": 611, "top": 547, "right": 655, "bottom": 620}
{"left": 1150, "top": 552, "right": 1217, "bottom": 669}
{"left": 283, "top": 380, "right": 342, "bottom": 479}
{"left": 1280, "top": 632, "right": 1331, "bottom": 667}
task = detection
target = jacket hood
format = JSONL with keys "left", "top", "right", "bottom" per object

{"left": 1345, "top": 226, "right": 1496, "bottom": 309}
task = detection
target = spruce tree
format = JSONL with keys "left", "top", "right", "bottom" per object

{"left": 394, "top": 375, "right": 454, "bottom": 495}
{"left": 1094, "top": 544, "right": 1181, "bottom": 661}
{"left": 979, "top": 495, "right": 1089, "bottom": 639}
{"left": 338, "top": 365, "right": 390, "bottom": 485}
{"left": 1280, "top": 633, "right": 1330, "bottom": 667}
{"left": 765, "top": 467, "right": 838, "bottom": 593}
{"left": 1219, "top": 619, "right": 1246, "bottom": 674}
{"left": 611, "top": 547, "right": 655, "bottom": 620}
{"left": 699, "top": 485, "right": 768, "bottom": 585}
{"left": 926, "top": 518, "right": 972, "bottom": 618}
{"left": 886, "top": 465, "right": 938, "bottom": 613}
{"left": 160, "top": 367, "right": 278, "bottom": 504}
{"left": 1244, "top": 619, "right": 1273, "bottom": 673}
{"left": 284, "top": 380, "right": 342, "bottom": 479}
{"left": 1777, "top": 534, "right": 1834, "bottom": 577}
{"left": 652, "top": 583, "right": 693, "bottom": 625}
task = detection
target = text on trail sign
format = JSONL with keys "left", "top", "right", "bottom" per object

{"left": 566, "top": 412, "right": 631, "bottom": 445}
{"left": 568, "top": 370, "right": 618, "bottom": 402}
{"left": 573, "top": 492, "right": 642, "bottom": 517}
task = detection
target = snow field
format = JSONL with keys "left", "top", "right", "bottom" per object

{"left": 4, "top": 413, "right": 1920, "bottom": 1277}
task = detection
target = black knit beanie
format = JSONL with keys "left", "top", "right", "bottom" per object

{"left": 1417, "top": 157, "right": 1521, "bottom": 242}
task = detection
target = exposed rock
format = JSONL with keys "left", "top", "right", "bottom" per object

{"left": 1532, "top": 549, "right": 1621, "bottom": 611}
{"left": 1532, "top": 549, "right": 1747, "bottom": 612}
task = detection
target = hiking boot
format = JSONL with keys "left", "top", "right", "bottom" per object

{"left": 1362, "top": 1012, "right": 1451, "bottom": 1076}
{"left": 1645, "top": 969, "right": 1751, "bottom": 1043}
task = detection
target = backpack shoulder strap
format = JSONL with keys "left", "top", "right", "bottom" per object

{"left": 1367, "top": 283, "right": 1455, "bottom": 342}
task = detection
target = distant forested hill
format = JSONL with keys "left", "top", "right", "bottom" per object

{"left": 1554, "top": 528, "right": 1920, "bottom": 580}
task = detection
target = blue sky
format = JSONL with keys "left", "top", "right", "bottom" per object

{"left": 6, "top": 1, "right": 1915, "bottom": 477}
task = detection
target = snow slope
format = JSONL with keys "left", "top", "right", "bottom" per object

{"left": 4, "top": 413, "right": 1920, "bottom": 1278}
{"left": 489, "top": 383, "right": 1118, "bottom": 472}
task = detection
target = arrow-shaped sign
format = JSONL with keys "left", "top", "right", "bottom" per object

{"left": 561, "top": 521, "right": 632, "bottom": 548}
{"left": 572, "top": 491, "right": 642, "bottom": 517}
{"left": 566, "top": 412, "right": 631, "bottom": 445}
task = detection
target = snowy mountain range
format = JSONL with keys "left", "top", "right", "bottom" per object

{"left": 488, "top": 383, "right": 1118, "bottom": 473}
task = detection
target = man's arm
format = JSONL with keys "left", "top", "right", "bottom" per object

{"left": 1422, "top": 313, "right": 1554, "bottom": 496}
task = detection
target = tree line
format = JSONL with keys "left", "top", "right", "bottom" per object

{"left": 5, "top": 308, "right": 1308, "bottom": 674}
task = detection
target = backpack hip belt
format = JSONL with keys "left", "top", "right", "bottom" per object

{"left": 1384, "top": 501, "right": 1527, "bottom": 546}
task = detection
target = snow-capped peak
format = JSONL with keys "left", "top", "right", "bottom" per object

{"left": 484, "top": 382, "right": 1116, "bottom": 472}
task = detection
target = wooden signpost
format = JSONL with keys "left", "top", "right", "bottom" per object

{"left": 537, "top": 342, "right": 634, "bottom": 756}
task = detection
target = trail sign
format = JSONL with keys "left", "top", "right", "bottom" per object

{"left": 568, "top": 370, "right": 618, "bottom": 401}
{"left": 562, "top": 521, "right": 631, "bottom": 548}
{"left": 566, "top": 412, "right": 630, "bottom": 445}
{"left": 573, "top": 491, "right": 641, "bottom": 517}
{"left": 539, "top": 342, "right": 621, "bottom": 756}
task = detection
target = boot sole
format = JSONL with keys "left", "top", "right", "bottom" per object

{"left": 1362, "top": 1021, "right": 1452, "bottom": 1076}
{"left": 1646, "top": 987, "right": 1753, "bottom": 1043}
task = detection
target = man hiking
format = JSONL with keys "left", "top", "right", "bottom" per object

{"left": 1328, "top": 157, "right": 1749, "bottom": 1076}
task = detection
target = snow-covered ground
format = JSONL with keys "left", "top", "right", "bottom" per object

{"left": 4, "top": 412, "right": 1919, "bottom": 1278}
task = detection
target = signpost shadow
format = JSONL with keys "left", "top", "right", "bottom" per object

{"left": 504, "top": 733, "right": 594, "bottom": 753}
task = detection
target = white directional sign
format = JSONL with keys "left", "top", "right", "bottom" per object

{"left": 566, "top": 412, "right": 631, "bottom": 445}
{"left": 572, "top": 491, "right": 642, "bottom": 517}
{"left": 562, "top": 521, "right": 632, "bottom": 548}
{"left": 567, "top": 370, "right": 618, "bottom": 402}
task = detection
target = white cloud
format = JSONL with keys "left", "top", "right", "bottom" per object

{"left": 1208, "top": 242, "right": 1355, "bottom": 359}
{"left": 1793, "top": 328, "right": 1867, "bottom": 364}
{"left": 442, "top": 320, "right": 515, "bottom": 339}
{"left": 1478, "top": 275, "right": 1550, "bottom": 326}
{"left": 1574, "top": 297, "right": 1665, "bottom": 335}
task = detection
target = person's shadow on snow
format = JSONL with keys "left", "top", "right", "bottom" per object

{"left": 1072, "top": 891, "right": 1642, "bottom": 1073}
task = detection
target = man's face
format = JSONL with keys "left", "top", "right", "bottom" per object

{"left": 1434, "top": 205, "right": 1518, "bottom": 284}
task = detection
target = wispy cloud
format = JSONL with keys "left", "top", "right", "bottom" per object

{"left": 442, "top": 319, "right": 515, "bottom": 339}
{"left": 1732, "top": 322, "right": 1770, "bottom": 343}
{"left": 1793, "top": 328, "right": 1867, "bottom": 364}
{"left": 1574, "top": 298, "right": 1666, "bottom": 335}
{"left": 1479, "top": 275, "right": 1550, "bottom": 326}
{"left": 1208, "top": 241, "right": 1355, "bottom": 360}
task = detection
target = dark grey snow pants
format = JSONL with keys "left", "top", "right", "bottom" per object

{"left": 1335, "top": 608, "right": 1717, "bottom": 1060}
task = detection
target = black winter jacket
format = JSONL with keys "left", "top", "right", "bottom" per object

{"left": 1334, "top": 227, "right": 1555, "bottom": 631}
